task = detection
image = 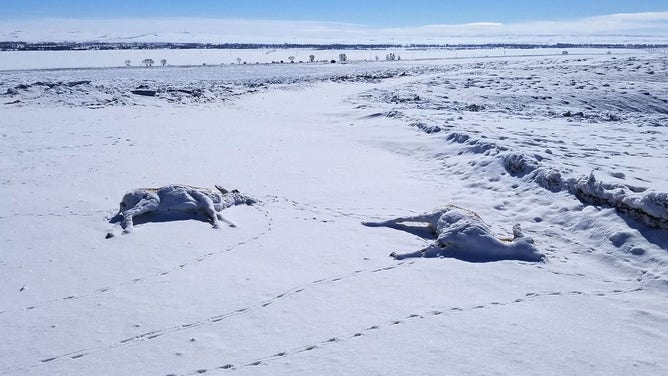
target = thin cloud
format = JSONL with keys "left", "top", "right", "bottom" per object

{"left": 1, "top": 12, "right": 667, "bottom": 44}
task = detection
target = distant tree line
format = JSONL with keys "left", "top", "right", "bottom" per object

{"left": 2, "top": 41, "right": 667, "bottom": 52}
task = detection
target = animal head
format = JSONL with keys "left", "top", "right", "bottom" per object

{"left": 215, "top": 185, "right": 229, "bottom": 194}
{"left": 118, "top": 190, "right": 154, "bottom": 214}
{"left": 216, "top": 185, "right": 256, "bottom": 206}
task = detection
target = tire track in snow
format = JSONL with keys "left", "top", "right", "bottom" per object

{"left": 22, "top": 261, "right": 414, "bottom": 371}
{"left": 179, "top": 283, "right": 644, "bottom": 375}
{"left": 0, "top": 204, "right": 273, "bottom": 316}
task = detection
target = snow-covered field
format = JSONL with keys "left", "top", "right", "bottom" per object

{"left": 1, "top": 50, "right": 667, "bottom": 375}
{"left": 0, "top": 47, "right": 644, "bottom": 71}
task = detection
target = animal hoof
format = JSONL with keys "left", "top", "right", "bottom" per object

{"left": 389, "top": 251, "right": 397, "bottom": 258}
{"left": 105, "top": 233, "right": 114, "bottom": 239}
{"left": 229, "top": 223, "right": 236, "bottom": 228}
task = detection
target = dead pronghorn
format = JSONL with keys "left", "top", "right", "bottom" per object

{"left": 363, "top": 204, "right": 543, "bottom": 262}
{"left": 106, "top": 184, "right": 255, "bottom": 238}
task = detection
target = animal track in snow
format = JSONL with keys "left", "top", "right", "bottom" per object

{"left": 0, "top": 209, "right": 109, "bottom": 220}
{"left": 24, "top": 261, "right": 414, "bottom": 371}
{"left": 178, "top": 284, "right": 644, "bottom": 375}
{"left": 0, "top": 204, "right": 273, "bottom": 316}
{"left": 261, "top": 194, "right": 418, "bottom": 222}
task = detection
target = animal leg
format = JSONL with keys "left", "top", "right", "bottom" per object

{"left": 363, "top": 213, "right": 440, "bottom": 229}
{"left": 121, "top": 197, "right": 160, "bottom": 233}
{"left": 216, "top": 212, "right": 237, "bottom": 228}
{"left": 192, "top": 190, "right": 222, "bottom": 228}
{"left": 390, "top": 244, "right": 443, "bottom": 260}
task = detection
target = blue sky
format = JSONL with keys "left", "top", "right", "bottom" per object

{"left": 3, "top": 0, "right": 667, "bottom": 26}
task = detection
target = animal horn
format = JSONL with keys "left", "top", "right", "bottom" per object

{"left": 215, "top": 185, "right": 229, "bottom": 194}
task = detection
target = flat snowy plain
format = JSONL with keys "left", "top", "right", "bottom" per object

{"left": 1, "top": 48, "right": 667, "bottom": 375}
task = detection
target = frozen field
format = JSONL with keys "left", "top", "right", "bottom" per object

{"left": 1, "top": 50, "right": 667, "bottom": 375}
{"left": 0, "top": 47, "right": 641, "bottom": 71}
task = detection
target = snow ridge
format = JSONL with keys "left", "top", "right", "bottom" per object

{"left": 0, "top": 64, "right": 439, "bottom": 107}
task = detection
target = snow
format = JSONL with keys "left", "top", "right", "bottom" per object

{"left": 0, "top": 47, "right": 641, "bottom": 71}
{"left": 1, "top": 49, "right": 667, "bottom": 375}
